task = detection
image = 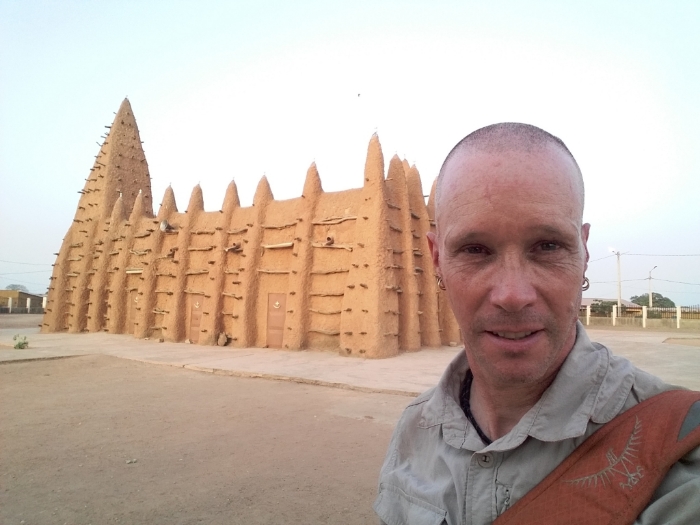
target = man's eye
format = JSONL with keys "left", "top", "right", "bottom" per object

{"left": 464, "top": 246, "right": 487, "bottom": 254}
{"left": 539, "top": 242, "right": 558, "bottom": 251}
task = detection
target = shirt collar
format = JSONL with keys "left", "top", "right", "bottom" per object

{"left": 420, "top": 322, "right": 637, "bottom": 452}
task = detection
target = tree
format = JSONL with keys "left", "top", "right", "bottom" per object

{"left": 630, "top": 292, "right": 675, "bottom": 308}
{"left": 589, "top": 300, "right": 617, "bottom": 316}
{"left": 5, "top": 284, "right": 29, "bottom": 293}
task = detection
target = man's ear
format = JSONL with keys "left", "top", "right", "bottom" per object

{"left": 581, "top": 223, "right": 591, "bottom": 271}
{"left": 426, "top": 231, "right": 441, "bottom": 275}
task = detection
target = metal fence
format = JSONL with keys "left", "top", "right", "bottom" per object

{"left": 677, "top": 305, "right": 700, "bottom": 320}
{"left": 617, "top": 305, "right": 700, "bottom": 320}
{"left": 617, "top": 305, "right": 644, "bottom": 318}
{"left": 0, "top": 307, "right": 45, "bottom": 314}
{"left": 579, "top": 303, "right": 700, "bottom": 329}
{"left": 581, "top": 303, "right": 700, "bottom": 319}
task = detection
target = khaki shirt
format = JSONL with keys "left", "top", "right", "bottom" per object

{"left": 374, "top": 323, "right": 700, "bottom": 524}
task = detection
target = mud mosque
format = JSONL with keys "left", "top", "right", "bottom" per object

{"left": 41, "top": 99, "right": 461, "bottom": 358}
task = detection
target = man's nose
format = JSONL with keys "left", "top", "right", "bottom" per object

{"left": 489, "top": 258, "right": 537, "bottom": 312}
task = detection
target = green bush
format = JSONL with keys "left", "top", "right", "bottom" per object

{"left": 590, "top": 300, "right": 616, "bottom": 317}
{"left": 13, "top": 334, "right": 28, "bottom": 349}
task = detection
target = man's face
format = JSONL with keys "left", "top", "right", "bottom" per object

{"left": 428, "top": 144, "right": 590, "bottom": 388}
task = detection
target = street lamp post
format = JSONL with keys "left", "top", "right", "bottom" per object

{"left": 648, "top": 265, "right": 657, "bottom": 307}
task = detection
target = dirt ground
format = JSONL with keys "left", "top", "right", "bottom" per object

{"left": 0, "top": 314, "right": 43, "bottom": 330}
{"left": 0, "top": 354, "right": 409, "bottom": 525}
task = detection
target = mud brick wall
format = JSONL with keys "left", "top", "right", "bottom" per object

{"left": 42, "top": 99, "right": 462, "bottom": 357}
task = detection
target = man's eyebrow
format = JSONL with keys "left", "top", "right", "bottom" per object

{"left": 445, "top": 225, "right": 575, "bottom": 246}
{"left": 448, "top": 231, "right": 485, "bottom": 244}
{"left": 528, "top": 225, "right": 573, "bottom": 238}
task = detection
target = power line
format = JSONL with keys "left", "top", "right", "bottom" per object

{"left": 589, "top": 254, "right": 616, "bottom": 263}
{"left": 590, "top": 279, "right": 648, "bottom": 284}
{"left": 0, "top": 277, "right": 49, "bottom": 287}
{"left": 623, "top": 286, "right": 699, "bottom": 295}
{"left": 655, "top": 278, "right": 700, "bottom": 286}
{"left": 626, "top": 253, "right": 700, "bottom": 257}
{"left": 0, "top": 259, "right": 52, "bottom": 266}
{"left": 589, "top": 253, "right": 700, "bottom": 263}
{"left": 591, "top": 277, "right": 700, "bottom": 286}
{"left": 0, "top": 270, "right": 52, "bottom": 276}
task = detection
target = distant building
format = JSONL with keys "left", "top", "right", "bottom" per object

{"left": 41, "top": 99, "right": 462, "bottom": 357}
{"left": 581, "top": 298, "right": 639, "bottom": 308}
{"left": 0, "top": 290, "right": 45, "bottom": 313}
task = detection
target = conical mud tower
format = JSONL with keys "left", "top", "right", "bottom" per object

{"left": 42, "top": 100, "right": 462, "bottom": 356}
{"left": 43, "top": 99, "right": 153, "bottom": 333}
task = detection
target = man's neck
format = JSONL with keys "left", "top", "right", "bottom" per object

{"left": 468, "top": 375, "right": 555, "bottom": 441}
{"left": 466, "top": 324, "right": 579, "bottom": 442}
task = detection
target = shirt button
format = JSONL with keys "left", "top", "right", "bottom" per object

{"left": 477, "top": 453, "right": 493, "bottom": 468}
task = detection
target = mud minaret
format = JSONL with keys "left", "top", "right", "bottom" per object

{"left": 42, "top": 99, "right": 153, "bottom": 332}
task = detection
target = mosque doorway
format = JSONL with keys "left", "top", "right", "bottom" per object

{"left": 128, "top": 290, "right": 138, "bottom": 334}
{"left": 188, "top": 298, "right": 203, "bottom": 344}
{"left": 266, "top": 293, "right": 286, "bottom": 348}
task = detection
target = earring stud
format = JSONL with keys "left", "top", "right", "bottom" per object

{"left": 436, "top": 275, "right": 446, "bottom": 290}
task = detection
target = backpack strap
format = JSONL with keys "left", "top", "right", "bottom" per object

{"left": 494, "top": 390, "right": 700, "bottom": 525}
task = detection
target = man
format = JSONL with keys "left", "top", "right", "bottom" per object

{"left": 374, "top": 123, "right": 700, "bottom": 524}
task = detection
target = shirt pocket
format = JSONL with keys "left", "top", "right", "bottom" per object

{"left": 373, "top": 483, "right": 447, "bottom": 525}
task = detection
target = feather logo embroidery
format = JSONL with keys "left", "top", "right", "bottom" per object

{"left": 565, "top": 416, "right": 644, "bottom": 490}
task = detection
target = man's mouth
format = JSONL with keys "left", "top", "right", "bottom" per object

{"left": 488, "top": 330, "right": 538, "bottom": 340}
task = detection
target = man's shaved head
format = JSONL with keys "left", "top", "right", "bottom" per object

{"left": 436, "top": 123, "right": 584, "bottom": 216}
{"left": 427, "top": 122, "right": 591, "bottom": 391}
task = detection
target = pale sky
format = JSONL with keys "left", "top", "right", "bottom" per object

{"left": 1, "top": 0, "right": 699, "bottom": 304}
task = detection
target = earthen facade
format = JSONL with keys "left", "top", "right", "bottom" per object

{"left": 42, "top": 99, "right": 461, "bottom": 358}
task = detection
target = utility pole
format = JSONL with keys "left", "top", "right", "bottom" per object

{"left": 610, "top": 249, "right": 622, "bottom": 310}
{"left": 648, "top": 266, "right": 657, "bottom": 307}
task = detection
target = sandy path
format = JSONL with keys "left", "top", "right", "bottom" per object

{"left": 0, "top": 355, "right": 409, "bottom": 525}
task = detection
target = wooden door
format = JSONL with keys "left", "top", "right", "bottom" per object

{"left": 266, "top": 293, "right": 286, "bottom": 348}
{"left": 189, "top": 298, "right": 203, "bottom": 344}
{"left": 128, "top": 290, "right": 138, "bottom": 334}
